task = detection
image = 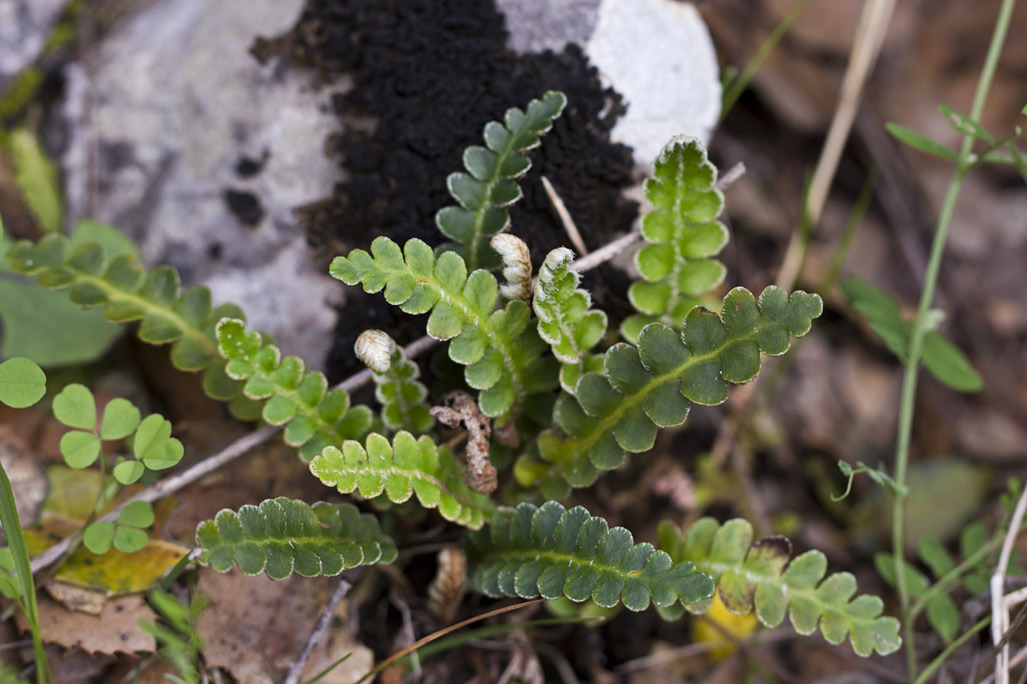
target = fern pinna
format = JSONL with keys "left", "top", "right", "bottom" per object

{"left": 6, "top": 233, "right": 260, "bottom": 417}
{"left": 519, "top": 286, "right": 823, "bottom": 494}
{"left": 658, "top": 518, "right": 901, "bottom": 657}
{"left": 216, "top": 318, "right": 373, "bottom": 461}
{"left": 623, "top": 135, "right": 730, "bottom": 342}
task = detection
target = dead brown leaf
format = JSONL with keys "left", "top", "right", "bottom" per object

{"left": 16, "top": 593, "right": 156, "bottom": 655}
{"left": 196, "top": 568, "right": 371, "bottom": 684}
{"left": 430, "top": 391, "right": 496, "bottom": 493}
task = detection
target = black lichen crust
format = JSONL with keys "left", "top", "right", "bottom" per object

{"left": 262, "top": 0, "right": 638, "bottom": 381}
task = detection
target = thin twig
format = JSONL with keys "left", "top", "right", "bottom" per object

{"left": 992, "top": 483, "right": 1027, "bottom": 684}
{"left": 542, "top": 175, "right": 588, "bottom": 255}
{"left": 283, "top": 577, "right": 353, "bottom": 684}
{"left": 776, "top": 0, "right": 896, "bottom": 290}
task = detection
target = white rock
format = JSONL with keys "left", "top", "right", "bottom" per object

{"left": 60, "top": 0, "right": 342, "bottom": 368}
{"left": 0, "top": 0, "right": 64, "bottom": 91}
{"left": 586, "top": 0, "right": 721, "bottom": 165}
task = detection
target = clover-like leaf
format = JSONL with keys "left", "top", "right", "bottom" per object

{"left": 435, "top": 91, "right": 567, "bottom": 269}
{"left": 526, "top": 286, "right": 822, "bottom": 490}
{"left": 133, "top": 414, "right": 184, "bottom": 470}
{"left": 659, "top": 517, "right": 901, "bottom": 657}
{"left": 466, "top": 502, "right": 715, "bottom": 612}
{"left": 53, "top": 383, "right": 96, "bottom": 430}
{"left": 216, "top": 318, "right": 374, "bottom": 461}
{"left": 0, "top": 357, "right": 47, "bottom": 408}
{"left": 195, "top": 498, "right": 397, "bottom": 580}
{"left": 83, "top": 521, "right": 116, "bottom": 555}
{"left": 100, "top": 398, "right": 141, "bottom": 440}
{"left": 310, "top": 432, "right": 494, "bottom": 529}
{"left": 331, "top": 238, "right": 557, "bottom": 419}
{"left": 623, "top": 136, "right": 729, "bottom": 342}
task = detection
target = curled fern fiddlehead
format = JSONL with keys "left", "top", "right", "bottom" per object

{"left": 532, "top": 246, "right": 609, "bottom": 393}
{"left": 518, "top": 286, "right": 823, "bottom": 492}
{"left": 466, "top": 501, "right": 715, "bottom": 611}
{"left": 195, "top": 497, "right": 397, "bottom": 580}
{"left": 216, "top": 318, "right": 374, "bottom": 461}
{"left": 356, "top": 330, "right": 434, "bottom": 435}
{"left": 310, "top": 431, "right": 495, "bottom": 529}
{"left": 623, "top": 136, "right": 730, "bottom": 343}
{"left": 436, "top": 91, "right": 567, "bottom": 270}
{"left": 658, "top": 518, "right": 901, "bottom": 657}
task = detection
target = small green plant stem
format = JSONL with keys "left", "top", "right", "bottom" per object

{"left": 891, "top": 0, "right": 1018, "bottom": 678}
{"left": 719, "top": 0, "right": 814, "bottom": 121}
{"left": 0, "top": 464, "right": 51, "bottom": 684}
{"left": 909, "top": 534, "right": 1000, "bottom": 620}
{"left": 912, "top": 614, "right": 991, "bottom": 684}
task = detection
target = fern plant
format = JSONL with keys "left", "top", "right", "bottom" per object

{"left": 3, "top": 92, "right": 903, "bottom": 666}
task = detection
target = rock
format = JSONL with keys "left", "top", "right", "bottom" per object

{"left": 0, "top": 0, "right": 64, "bottom": 92}
{"left": 60, "top": 0, "right": 342, "bottom": 368}
{"left": 585, "top": 0, "right": 721, "bottom": 163}
{"left": 500, "top": 0, "right": 721, "bottom": 164}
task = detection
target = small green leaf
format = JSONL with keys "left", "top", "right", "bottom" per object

{"left": 886, "top": 122, "right": 960, "bottom": 161}
{"left": 0, "top": 357, "right": 47, "bottom": 408}
{"left": 133, "top": 414, "right": 184, "bottom": 470}
{"left": 9, "top": 127, "right": 64, "bottom": 233}
{"left": 922, "top": 332, "right": 982, "bottom": 392}
{"left": 118, "top": 501, "right": 155, "bottom": 528}
{"left": 100, "top": 398, "right": 142, "bottom": 440}
{"left": 113, "top": 525, "right": 149, "bottom": 553}
{"left": 938, "top": 104, "right": 993, "bottom": 142}
{"left": 926, "top": 593, "right": 960, "bottom": 643}
{"left": 60, "top": 430, "right": 101, "bottom": 468}
{"left": 113, "top": 460, "right": 145, "bottom": 485}
{"left": 53, "top": 383, "right": 97, "bottom": 430}
{"left": 83, "top": 522, "right": 115, "bottom": 554}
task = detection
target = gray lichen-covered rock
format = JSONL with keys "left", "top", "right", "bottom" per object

{"left": 0, "top": 0, "right": 64, "bottom": 92}
{"left": 60, "top": 0, "right": 342, "bottom": 369}
{"left": 499, "top": 0, "right": 721, "bottom": 162}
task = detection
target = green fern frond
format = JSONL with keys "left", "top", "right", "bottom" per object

{"left": 195, "top": 497, "right": 396, "bottom": 580}
{"left": 310, "top": 431, "right": 495, "bottom": 529}
{"left": 436, "top": 91, "right": 567, "bottom": 270}
{"left": 216, "top": 318, "right": 374, "bottom": 461}
{"left": 330, "top": 236, "right": 558, "bottom": 419}
{"left": 659, "top": 518, "right": 901, "bottom": 657}
{"left": 623, "top": 136, "right": 730, "bottom": 342}
{"left": 5, "top": 234, "right": 257, "bottom": 416}
{"left": 522, "top": 286, "right": 822, "bottom": 491}
{"left": 532, "top": 247, "right": 609, "bottom": 394}
{"left": 466, "top": 501, "right": 715, "bottom": 611}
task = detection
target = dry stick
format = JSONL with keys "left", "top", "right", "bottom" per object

{"left": 775, "top": 0, "right": 896, "bottom": 290}
{"left": 283, "top": 577, "right": 353, "bottom": 684}
{"left": 542, "top": 175, "right": 589, "bottom": 255}
{"left": 992, "top": 483, "right": 1027, "bottom": 684}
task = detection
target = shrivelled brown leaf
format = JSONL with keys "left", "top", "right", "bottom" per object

{"left": 427, "top": 547, "right": 468, "bottom": 624}
{"left": 431, "top": 390, "right": 496, "bottom": 493}
{"left": 16, "top": 593, "right": 156, "bottom": 654}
